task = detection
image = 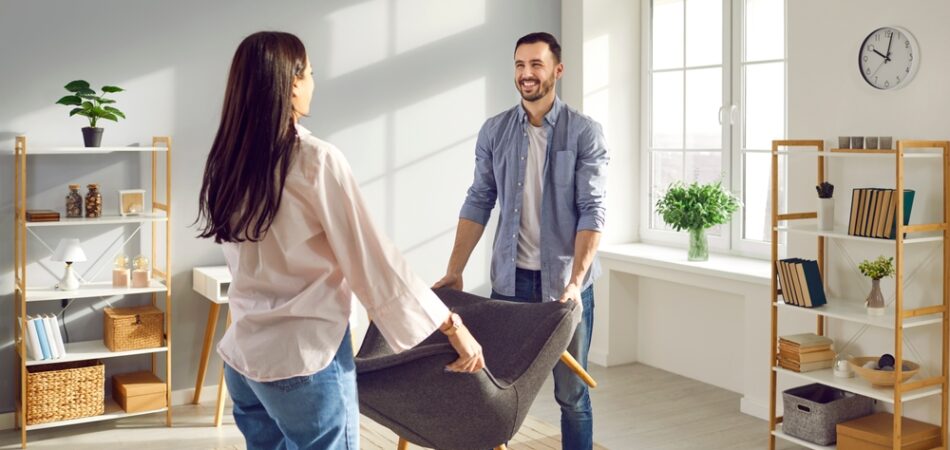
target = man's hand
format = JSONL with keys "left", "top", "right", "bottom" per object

{"left": 433, "top": 272, "right": 463, "bottom": 290}
{"left": 559, "top": 282, "right": 583, "bottom": 311}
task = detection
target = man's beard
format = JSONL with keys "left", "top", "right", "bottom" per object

{"left": 518, "top": 76, "right": 555, "bottom": 102}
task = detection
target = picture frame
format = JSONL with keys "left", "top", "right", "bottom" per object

{"left": 118, "top": 189, "right": 146, "bottom": 216}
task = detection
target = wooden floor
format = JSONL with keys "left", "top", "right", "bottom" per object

{"left": 0, "top": 363, "right": 806, "bottom": 450}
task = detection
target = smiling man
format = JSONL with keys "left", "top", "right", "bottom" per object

{"left": 434, "top": 32, "right": 609, "bottom": 450}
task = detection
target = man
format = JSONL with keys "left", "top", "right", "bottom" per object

{"left": 434, "top": 32, "right": 608, "bottom": 450}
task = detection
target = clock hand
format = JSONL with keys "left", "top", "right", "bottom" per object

{"left": 885, "top": 33, "right": 894, "bottom": 62}
{"left": 872, "top": 49, "right": 889, "bottom": 60}
{"left": 871, "top": 59, "right": 887, "bottom": 78}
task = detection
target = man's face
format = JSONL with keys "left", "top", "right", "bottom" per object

{"left": 514, "top": 42, "right": 562, "bottom": 102}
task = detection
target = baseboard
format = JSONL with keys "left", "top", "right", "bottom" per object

{"left": 0, "top": 385, "right": 230, "bottom": 431}
{"left": 740, "top": 396, "right": 769, "bottom": 420}
{"left": 588, "top": 349, "right": 608, "bottom": 367}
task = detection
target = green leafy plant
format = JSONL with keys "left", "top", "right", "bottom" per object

{"left": 859, "top": 255, "right": 895, "bottom": 280}
{"left": 56, "top": 80, "right": 126, "bottom": 128}
{"left": 655, "top": 181, "right": 741, "bottom": 231}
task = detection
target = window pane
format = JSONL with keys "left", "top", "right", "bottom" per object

{"left": 686, "top": 0, "right": 722, "bottom": 67}
{"left": 653, "top": 0, "right": 684, "bottom": 70}
{"left": 742, "top": 152, "right": 785, "bottom": 241}
{"left": 745, "top": 0, "right": 783, "bottom": 61}
{"left": 651, "top": 151, "right": 683, "bottom": 229}
{"left": 744, "top": 62, "right": 784, "bottom": 150}
{"left": 685, "top": 68, "right": 722, "bottom": 149}
{"left": 685, "top": 151, "right": 723, "bottom": 184}
{"left": 652, "top": 71, "right": 684, "bottom": 149}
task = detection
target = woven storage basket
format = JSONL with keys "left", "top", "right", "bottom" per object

{"left": 103, "top": 305, "right": 163, "bottom": 352}
{"left": 26, "top": 360, "right": 104, "bottom": 425}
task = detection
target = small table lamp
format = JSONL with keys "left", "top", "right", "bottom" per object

{"left": 52, "top": 238, "right": 86, "bottom": 291}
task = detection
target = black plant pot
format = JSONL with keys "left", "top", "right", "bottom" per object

{"left": 82, "top": 127, "right": 103, "bottom": 147}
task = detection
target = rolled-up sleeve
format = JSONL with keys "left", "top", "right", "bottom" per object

{"left": 459, "top": 122, "right": 497, "bottom": 225}
{"left": 575, "top": 122, "right": 609, "bottom": 232}
{"left": 311, "top": 146, "right": 449, "bottom": 352}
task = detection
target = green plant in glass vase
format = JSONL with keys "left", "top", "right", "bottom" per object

{"left": 655, "top": 181, "right": 741, "bottom": 261}
{"left": 56, "top": 80, "right": 125, "bottom": 147}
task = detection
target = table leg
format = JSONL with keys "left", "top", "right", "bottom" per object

{"left": 214, "top": 310, "right": 231, "bottom": 427}
{"left": 193, "top": 302, "right": 221, "bottom": 404}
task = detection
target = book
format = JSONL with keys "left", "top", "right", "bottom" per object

{"left": 779, "top": 333, "right": 833, "bottom": 349}
{"left": 776, "top": 260, "right": 793, "bottom": 305}
{"left": 49, "top": 314, "right": 66, "bottom": 357}
{"left": 778, "top": 342, "right": 831, "bottom": 355}
{"left": 883, "top": 189, "right": 897, "bottom": 238}
{"left": 33, "top": 317, "right": 51, "bottom": 360}
{"left": 801, "top": 260, "right": 827, "bottom": 307}
{"left": 23, "top": 316, "right": 43, "bottom": 361}
{"left": 42, "top": 315, "right": 60, "bottom": 359}
{"left": 862, "top": 189, "right": 876, "bottom": 236}
{"left": 888, "top": 189, "right": 916, "bottom": 239}
{"left": 848, "top": 189, "right": 860, "bottom": 235}
{"left": 793, "top": 262, "right": 812, "bottom": 307}
{"left": 779, "top": 358, "right": 834, "bottom": 372}
{"left": 779, "top": 349, "right": 836, "bottom": 363}
{"left": 875, "top": 189, "right": 892, "bottom": 238}
{"left": 25, "top": 209, "right": 60, "bottom": 222}
{"left": 870, "top": 189, "right": 884, "bottom": 237}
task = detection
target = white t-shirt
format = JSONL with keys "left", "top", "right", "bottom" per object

{"left": 517, "top": 123, "right": 547, "bottom": 270}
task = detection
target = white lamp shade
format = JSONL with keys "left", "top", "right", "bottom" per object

{"left": 52, "top": 238, "right": 87, "bottom": 263}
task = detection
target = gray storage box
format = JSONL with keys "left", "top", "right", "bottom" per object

{"left": 782, "top": 383, "right": 874, "bottom": 445}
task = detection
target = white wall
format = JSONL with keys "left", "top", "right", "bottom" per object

{"left": 0, "top": 0, "right": 560, "bottom": 414}
{"left": 562, "top": 0, "right": 640, "bottom": 245}
{"left": 787, "top": 0, "right": 950, "bottom": 423}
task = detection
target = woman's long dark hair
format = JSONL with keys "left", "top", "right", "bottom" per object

{"left": 196, "top": 31, "right": 307, "bottom": 243}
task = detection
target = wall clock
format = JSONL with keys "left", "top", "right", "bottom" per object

{"left": 858, "top": 26, "right": 919, "bottom": 90}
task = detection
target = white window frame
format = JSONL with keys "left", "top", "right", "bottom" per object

{"left": 640, "top": 0, "right": 786, "bottom": 260}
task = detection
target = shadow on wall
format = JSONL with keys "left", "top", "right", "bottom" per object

{"left": 0, "top": 0, "right": 560, "bottom": 413}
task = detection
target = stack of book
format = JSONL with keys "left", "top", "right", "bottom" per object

{"left": 776, "top": 258, "right": 827, "bottom": 308}
{"left": 778, "top": 333, "right": 834, "bottom": 372}
{"left": 848, "top": 188, "right": 915, "bottom": 238}
{"left": 21, "top": 314, "right": 67, "bottom": 361}
{"left": 25, "top": 209, "right": 60, "bottom": 223}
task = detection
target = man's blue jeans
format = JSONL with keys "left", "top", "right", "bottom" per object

{"left": 492, "top": 268, "right": 595, "bottom": 450}
{"left": 224, "top": 328, "right": 358, "bottom": 450}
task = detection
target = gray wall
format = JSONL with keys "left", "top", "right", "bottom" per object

{"left": 0, "top": 0, "right": 560, "bottom": 413}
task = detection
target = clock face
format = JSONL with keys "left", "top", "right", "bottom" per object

{"left": 859, "top": 27, "right": 919, "bottom": 90}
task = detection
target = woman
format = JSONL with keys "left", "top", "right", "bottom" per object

{"left": 196, "top": 31, "right": 485, "bottom": 450}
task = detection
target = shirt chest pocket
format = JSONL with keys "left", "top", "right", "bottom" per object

{"left": 551, "top": 150, "right": 576, "bottom": 188}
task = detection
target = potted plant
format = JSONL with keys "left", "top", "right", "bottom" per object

{"left": 816, "top": 182, "right": 835, "bottom": 230}
{"left": 655, "top": 181, "right": 741, "bottom": 261}
{"left": 56, "top": 80, "right": 125, "bottom": 147}
{"left": 859, "top": 255, "right": 894, "bottom": 315}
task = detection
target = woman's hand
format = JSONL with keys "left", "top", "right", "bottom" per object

{"left": 441, "top": 315, "right": 484, "bottom": 373}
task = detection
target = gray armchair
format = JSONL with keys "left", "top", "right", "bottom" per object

{"left": 355, "top": 287, "right": 580, "bottom": 450}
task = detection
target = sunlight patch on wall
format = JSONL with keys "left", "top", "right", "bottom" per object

{"left": 326, "top": 0, "right": 389, "bottom": 78}
{"left": 395, "top": 0, "right": 485, "bottom": 54}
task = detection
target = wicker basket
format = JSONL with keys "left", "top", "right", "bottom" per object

{"left": 103, "top": 305, "right": 164, "bottom": 352}
{"left": 26, "top": 360, "right": 104, "bottom": 425}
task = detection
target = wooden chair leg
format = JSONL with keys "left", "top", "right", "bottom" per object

{"left": 560, "top": 351, "right": 598, "bottom": 388}
{"left": 194, "top": 302, "right": 221, "bottom": 404}
{"left": 397, "top": 437, "right": 409, "bottom": 450}
{"left": 214, "top": 310, "right": 231, "bottom": 427}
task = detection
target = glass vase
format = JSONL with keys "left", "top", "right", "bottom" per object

{"left": 688, "top": 228, "right": 709, "bottom": 262}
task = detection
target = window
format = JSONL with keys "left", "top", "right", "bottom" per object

{"left": 643, "top": 0, "right": 785, "bottom": 257}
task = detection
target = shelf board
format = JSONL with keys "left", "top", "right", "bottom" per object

{"left": 775, "top": 300, "right": 943, "bottom": 329}
{"left": 23, "top": 340, "right": 167, "bottom": 367}
{"left": 772, "top": 423, "right": 835, "bottom": 450}
{"left": 6, "top": 146, "right": 167, "bottom": 155}
{"left": 775, "top": 225, "right": 943, "bottom": 244}
{"left": 773, "top": 366, "right": 942, "bottom": 403}
{"left": 777, "top": 149, "right": 941, "bottom": 159}
{"left": 25, "top": 398, "right": 167, "bottom": 431}
{"left": 23, "top": 212, "right": 168, "bottom": 227}
{"left": 23, "top": 280, "right": 167, "bottom": 302}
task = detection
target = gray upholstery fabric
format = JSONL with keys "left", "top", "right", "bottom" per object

{"left": 355, "top": 287, "right": 580, "bottom": 450}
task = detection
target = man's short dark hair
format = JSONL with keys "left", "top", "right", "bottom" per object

{"left": 515, "top": 32, "right": 561, "bottom": 63}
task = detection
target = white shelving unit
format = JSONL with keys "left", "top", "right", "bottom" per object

{"left": 767, "top": 140, "right": 950, "bottom": 450}
{"left": 12, "top": 135, "right": 173, "bottom": 448}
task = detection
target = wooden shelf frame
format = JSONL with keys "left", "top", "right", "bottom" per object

{"left": 767, "top": 140, "right": 950, "bottom": 450}
{"left": 12, "top": 135, "right": 173, "bottom": 448}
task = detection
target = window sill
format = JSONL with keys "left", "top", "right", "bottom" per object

{"left": 598, "top": 243, "right": 771, "bottom": 286}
